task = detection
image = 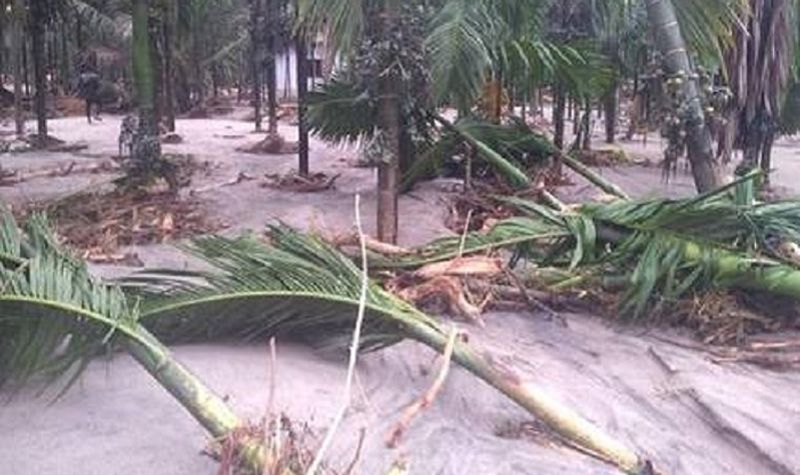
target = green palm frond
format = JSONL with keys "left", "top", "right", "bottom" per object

{"left": 306, "top": 76, "right": 377, "bottom": 144}
{"left": 371, "top": 215, "right": 571, "bottom": 269}
{"left": 0, "top": 212, "right": 139, "bottom": 393}
{"left": 297, "top": 0, "right": 365, "bottom": 55}
{"left": 425, "top": 0, "right": 494, "bottom": 111}
{"left": 672, "top": 0, "right": 749, "bottom": 67}
{"left": 430, "top": 115, "right": 556, "bottom": 188}
{"left": 135, "top": 225, "right": 444, "bottom": 351}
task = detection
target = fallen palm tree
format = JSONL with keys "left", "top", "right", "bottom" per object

{"left": 372, "top": 173, "right": 800, "bottom": 328}
{"left": 0, "top": 213, "right": 650, "bottom": 473}
{"left": 133, "top": 226, "right": 652, "bottom": 473}
{"left": 0, "top": 214, "right": 269, "bottom": 473}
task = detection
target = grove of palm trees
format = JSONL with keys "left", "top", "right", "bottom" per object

{"left": 2, "top": 0, "right": 800, "bottom": 474}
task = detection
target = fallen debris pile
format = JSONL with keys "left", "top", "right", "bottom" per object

{"left": 262, "top": 172, "right": 340, "bottom": 192}
{"left": 17, "top": 189, "right": 223, "bottom": 263}
{"left": 0, "top": 160, "right": 119, "bottom": 187}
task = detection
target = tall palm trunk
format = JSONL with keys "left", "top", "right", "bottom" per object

{"left": 553, "top": 85, "right": 566, "bottom": 150}
{"left": 132, "top": 0, "right": 160, "bottom": 164}
{"left": 265, "top": 0, "right": 279, "bottom": 135}
{"left": 28, "top": 9, "right": 48, "bottom": 143}
{"left": 645, "top": 0, "right": 722, "bottom": 193}
{"left": 249, "top": 0, "right": 264, "bottom": 131}
{"left": 22, "top": 34, "right": 30, "bottom": 96}
{"left": 603, "top": 81, "right": 618, "bottom": 143}
{"left": 377, "top": 4, "right": 401, "bottom": 244}
{"left": 149, "top": 13, "right": 164, "bottom": 130}
{"left": 296, "top": 30, "right": 309, "bottom": 176}
{"left": 12, "top": 0, "right": 25, "bottom": 138}
{"left": 163, "top": 6, "right": 176, "bottom": 132}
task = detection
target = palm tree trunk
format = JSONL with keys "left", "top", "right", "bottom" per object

{"left": 296, "top": 31, "right": 310, "bottom": 177}
{"left": 377, "top": 4, "right": 400, "bottom": 244}
{"left": 645, "top": 0, "right": 722, "bottom": 193}
{"left": 149, "top": 13, "right": 164, "bottom": 130}
{"left": 603, "top": 81, "right": 618, "bottom": 143}
{"left": 123, "top": 327, "right": 266, "bottom": 473}
{"left": 163, "top": 8, "right": 176, "bottom": 133}
{"left": 265, "top": 0, "right": 278, "bottom": 135}
{"left": 249, "top": 0, "right": 263, "bottom": 132}
{"left": 60, "top": 20, "right": 70, "bottom": 93}
{"left": 12, "top": 0, "right": 25, "bottom": 138}
{"left": 405, "top": 320, "right": 647, "bottom": 473}
{"left": 581, "top": 100, "right": 591, "bottom": 151}
{"left": 132, "top": 0, "right": 160, "bottom": 163}
{"left": 553, "top": 85, "right": 566, "bottom": 150}
{"left": 29, "top": 12, "right": 48, "bottom": 142}
{"left": 760, "top": 129, "right": 775, "bottom": 184}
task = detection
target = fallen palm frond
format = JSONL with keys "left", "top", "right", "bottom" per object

{"left": 0, "top": 212, "right": 267, "bottom": 473}
{"left": 129, "top": 224, "right": 650, "bottom": 473}
{"left": 375, "top": 172, "right": 800, "bottom": 328}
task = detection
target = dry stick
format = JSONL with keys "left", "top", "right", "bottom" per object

{"left": 306, "top": 194, "right": 370, "bottom": 475}
{"left": 342, "top": 428, "right": 366, "bottom": 475}
{"left": 264, "top": 336, "right": 278, "bottom": 475}
{"left": 457, "top": 209, "right": 474, "bottom": 258}
{"left": 386, "top": 325, "right": 458, "bottom": 448}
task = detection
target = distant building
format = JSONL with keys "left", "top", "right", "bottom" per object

{"left": 273, "top": 34, "right": 331, "bottom": 99}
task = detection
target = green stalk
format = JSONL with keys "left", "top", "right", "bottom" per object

{"left": 433, "top": 114, "right": 531, "bottom": 188}
{"left": 124, "top": 326, "right": 267, "bottom": 472}
{"left": 559, "top": 153, "right": 630, "bottom": 200}
{"left": 403, "top": 316, "right": 648, "bottom": 474}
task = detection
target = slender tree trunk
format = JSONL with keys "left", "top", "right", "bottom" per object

{"left": 581, "top": 100, "right": 591, "bottom": 151}
{"left": 377, "top": 5, "right": 400, "bottom": 244}
{"left": 61, "top": 21, "right": 72, "bottom": 92}
{"left": 645, "top": 0, "right": 722, "bottom": 193}
{"left": 132, "top": 0, "right": 161, "bottom": 164}
{"left": 249, "top": 0, "right": 263, "bottom": 131}
{"left": 12, "top": 0, "right": 25, "bottom": 138}
{"left": 149, "top": 13, "right": 164, "bottom": 130}
{"left": 603, "top": 81, "right": 618, "bottom": 143}
{"left": 22, "top": 35, "right": 29, "bottom": 96}
{"left": 29, "top": 15, "right": 48, "bottom": 143}
{"left": 296, "top": 31, "right": 309, "bottom": 176}
{"left": 191, "top": 28, "right": 204, "bottom": 107}
{"left": 163, "top": 9, "right": 176, "bottom": 132}
{"left": 265, "top": 0, "right": 278, "bottom": 135}
{"left": 553, "top": 85, "right": 566, "bottom": 150}
{"left": 760, "top": 129, "right": 775, "bottom": 184}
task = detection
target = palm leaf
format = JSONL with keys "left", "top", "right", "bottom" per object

{"left": 136, "top": 226, "right": 444, "bottom": 350}
{"left": 306, "top": 76, "right": 377, "bottom": 145}
{"left": 0, "top": 212, "right": 138, "bottom": 392}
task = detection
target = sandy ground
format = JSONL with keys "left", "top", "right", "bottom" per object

{"left": 1, "top": 113, "right": 800, "bottom": 474}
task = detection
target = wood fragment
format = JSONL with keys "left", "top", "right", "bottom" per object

{"left": 386, "top": 326, "right": 458, "bottom": 448}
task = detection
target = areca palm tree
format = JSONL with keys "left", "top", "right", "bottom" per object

{"left": 718, "top": 0, "right": 800, "bottom": 181}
